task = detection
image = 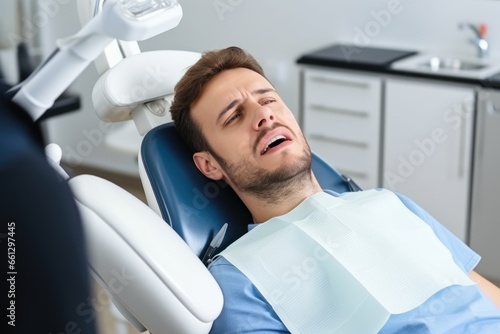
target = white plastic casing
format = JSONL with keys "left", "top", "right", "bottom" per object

{"left": 92, "top": 50, "right": 201, "bottom": 123}
{"left": 70, "top": 175, "right": 223, "bottom": 334}
{"left": 102, "top": 0, "right": 183, "bottom": 42}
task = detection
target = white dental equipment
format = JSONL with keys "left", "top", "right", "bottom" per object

{"left": 92, "top": 49, "right": 201, "bottom": 135}
{"left": 11, "top": 0, "right": 182, "bottom": 121}
{"left": 70, "top": 174, "right": 223, "bottom": 334}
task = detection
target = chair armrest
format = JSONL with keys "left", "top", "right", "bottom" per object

{"left": 69, "top": 174, "right": 222, "bottom": 334}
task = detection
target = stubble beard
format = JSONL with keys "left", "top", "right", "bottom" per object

{"left": 213, "top": 146, "right": 313, "bottom": 205}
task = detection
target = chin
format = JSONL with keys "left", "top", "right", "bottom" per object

{"left": 273, "top": 151, "right": 312, "bottom": 180}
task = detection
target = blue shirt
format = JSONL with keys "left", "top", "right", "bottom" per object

{"left": 208, "top": 192, "right": 500, "bottom": 333}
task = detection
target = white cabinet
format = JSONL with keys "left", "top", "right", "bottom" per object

{"left": 301, "top": 69, "right": 382, "bottom": 189}
{"left": 383, "top": 79, "right": 475, "bottom": 241}
{"left": 469, "top": 90, "right": 500, "bottom": 281}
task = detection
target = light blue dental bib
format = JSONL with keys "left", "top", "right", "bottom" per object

{"left": 218, "top": 189, "right": 474, "bottom": 334}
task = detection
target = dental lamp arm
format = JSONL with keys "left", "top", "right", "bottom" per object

{"left": 11, "top": 32, "right": 114, "bottom": 121}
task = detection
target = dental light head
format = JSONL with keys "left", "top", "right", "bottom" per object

{"left": 11, "top": 0, "right": 183, "bottom": 121}
{"left": 88, "top": 0, "right": 182, "bottom": 42}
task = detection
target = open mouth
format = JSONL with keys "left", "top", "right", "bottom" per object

{"left": 261, "top": 135, "right": 289, "bottom": 155}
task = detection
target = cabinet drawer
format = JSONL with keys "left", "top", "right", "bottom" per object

{"left": 304, "top": 69, "right": 381, "bottom": 115}
{"left": 300, "top": 68, "right": 382, "bottom": 189}
{"left": 304, "top": 107, "right": 376, "bottom": 144}
{"left": 308, "top": 137, "right": 377, "bottom": 189}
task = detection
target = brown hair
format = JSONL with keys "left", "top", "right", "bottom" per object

{"left": 170, "top": 46, "right": 266, "bottom": 152}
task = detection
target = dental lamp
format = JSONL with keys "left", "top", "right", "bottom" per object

{"left": 10, "top": 0, "right": 183, "bottom": 121}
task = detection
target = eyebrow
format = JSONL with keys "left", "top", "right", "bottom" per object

{"left": 216, "top": 88, "right": 277, "bottom": 125}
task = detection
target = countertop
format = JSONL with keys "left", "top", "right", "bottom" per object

{"left": 297, "top": 44, "right": 500, "bottom": 89}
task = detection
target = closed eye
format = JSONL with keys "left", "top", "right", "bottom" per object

{"left": 261, "top": 99, "right": 276, "bottom": 105}
{"left": 225, "top": 112, "right": 242, "bottom": 126}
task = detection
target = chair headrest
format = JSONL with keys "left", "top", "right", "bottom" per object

{"left": 141, "top": 122, "right": 250, "bottom": 258}
{"left": 92, "top": 50, "right": 201, "bottom": 123}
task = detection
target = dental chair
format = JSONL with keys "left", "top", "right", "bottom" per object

{"left": 68, "top": 48, "right": 362, "bottom": 334}
{"left": 72, "top": 131, "right": 361, "bottom": 334}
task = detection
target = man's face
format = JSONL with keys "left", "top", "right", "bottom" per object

{"left": 191, "top": 67, "right": 311, "bottom": 198}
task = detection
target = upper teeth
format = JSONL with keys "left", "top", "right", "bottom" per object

{"left": 263, "top": 135, "right": 286, "bottom": 153}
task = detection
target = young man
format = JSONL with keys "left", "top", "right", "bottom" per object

{"left": 170, "top": 46, "right": 500, "bottom": 333}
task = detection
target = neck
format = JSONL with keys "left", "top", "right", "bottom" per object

{"left": 239, "top": 171, "right": 323, "bottom": 223}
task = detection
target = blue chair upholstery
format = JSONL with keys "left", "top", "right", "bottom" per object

{"left": 140, "top": 122, "right": 360, "bottom": 259}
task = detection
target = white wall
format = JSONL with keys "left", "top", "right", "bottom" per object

{"left": 31, "top": 0, "right": 500, "bottom": 175}
{"left": 141, "top": 0, "right": 500, "bottom": 114}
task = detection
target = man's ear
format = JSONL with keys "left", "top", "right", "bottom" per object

{"left": 193, "top": 151, "right": 224, "bottom": 180}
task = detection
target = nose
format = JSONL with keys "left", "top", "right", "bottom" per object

{"left": 252, "top": 103, "right": 275, "bottom": 130}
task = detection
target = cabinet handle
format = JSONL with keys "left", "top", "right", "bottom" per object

{"left": 309, "top": 76, "right": 369, "bottom": 89}
{"left": 309, "top": 134, "right": 368, "bottom": 148}
{"left": 310, "top": 104, "right": 368, "bottom": 118}
{"left": 458, "top": 101, "right": 470, "bottom": 178}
